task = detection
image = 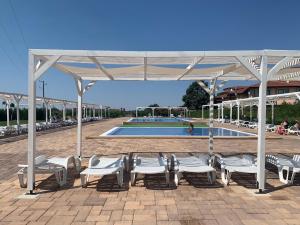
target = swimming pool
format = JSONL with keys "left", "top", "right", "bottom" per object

{"left": 101, "top": 127, "right": 255, "bottom": 137}
{"left": 127, "top": 117, "right": 190, "bottom": 123}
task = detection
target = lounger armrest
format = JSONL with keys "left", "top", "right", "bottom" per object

{"left": 214, "top": 153, "right": 224, "bottom": 165}
{"left": 163, "top": 155, "right": 168, "bottom": 167}
{"left": 118, "top": 155, "right": 125, "bottom": 168}
{"left": 208, "top": 155, "right": 215, "bottom": 167}
{"left": 18, "top": 164, "right": 28, "bottom": 168}
{"left": 170, "top": 154, "right": 179, "bottom": 171}
{"left": 89, "top": 155, "right": 99, "bottom": 167}
{"left": 132, "top": 155, "right": 138, "bottom": 168}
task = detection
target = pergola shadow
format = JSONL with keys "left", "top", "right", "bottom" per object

{"left": 142, "top": 174, "right": 177, "bottom": 190}
{"left": 182, "top": 173, "right": 223, "bottom": 188}
{"left": 34, "top": 169, "right": 78, "bottom": 194}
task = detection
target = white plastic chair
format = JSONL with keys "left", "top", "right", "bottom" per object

{"left": 131, "top": 155, "right": 169, "bottom": 186}
{"left": 171, "top": 154, "right": 216, "bottom": 186}
{"left": 80, "top": 155, "right": 125, "bottom": 188}
{"left": 266, "top": 154, "right": 300, "bottom": 184}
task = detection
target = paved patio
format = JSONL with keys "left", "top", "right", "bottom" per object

{"left": 0, "top": 118, "right": 299, "bottom": 225}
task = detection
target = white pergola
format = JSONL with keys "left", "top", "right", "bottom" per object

{"left": 202, "top": 91, "right": 300, "bottom": 124}
{"left": 27, "top": 49, "right": 300, "bottom": 194}
{"left": 0, "top": 91, "right": 100, "bottom": 131}
{"left": 135, "top": 106, "right": 188, "bottom": 117}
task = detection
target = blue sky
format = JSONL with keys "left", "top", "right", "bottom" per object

{"left": 1, "top": 0, "right": 300, "bottom": 109}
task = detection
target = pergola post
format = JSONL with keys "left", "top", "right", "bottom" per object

{"left": 221, "top": 103, "right": 224, "bottom": 124}
{"left": 217, "top": 104, "right": 220, "bottom": 122}
{"left": 152, "top": 108, "right": 155, "bottom": 117}
{"left": 237, "top": 101, "right": 240, "bottom": 126}
{"left": 49, "top": 104, "right": 52, "bottom": 123}
{"left": 169, "top": 107, "right": 171, "bottom": 117}
{"left": 230, "top": 103, "right": 233, "bottom": 123}
{"left": 6, "top": 100, "right": 10, "bottom": 127}
{"left": 241, "top": 105, "right": 244, "bottom": 117}
{"left": 71, "top": 107, "right": 74, "bottom": 118}
{"left": 44, "top": 100, "right": 49, "bottom": 124}
{"left": 27, "top": 54, "right": 60, "bottom": 194}
{"left": 13, "top": 95, "right": 22, "bottom": 133}
{"left": 257, "top": 55, "right": 268, "bottom": 192}
{"left": 62, "top": 102, "right": 67, "bottom": 121}
{"left": 250, "top": 103, "right": 253, "bottom": 121}
{"left": 27, "top": 54, "right": 37, "bottom": 194}
{"left": 100, "top": 105, "right": 103, "bottom": 118}
{"left": 201, "top": 105, "right": 204, "bottom": 120}
{"left": 271, "top": 102, "right": 275, "bottom": 124}
{"left": 93, "top": 107, "right": 95, "bottom": 118}
{"left": 136, "top": 108, "right": 138, "bottom": 117}
{"left": 208, "top": 79, "right": 216, "bottom": 155}
{"left": 76, "top": 79, "right": 83, "bottom": 158}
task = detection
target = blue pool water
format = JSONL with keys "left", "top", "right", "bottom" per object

{"left": 129, "top": 118, "right": 190, "bottom": 123}
{"left": 103, "top": 127, "right": 254, "bottom": 137}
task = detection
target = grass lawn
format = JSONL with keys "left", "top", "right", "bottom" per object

{"left": 122, "top": 122, "right": 208, "bottom": 127}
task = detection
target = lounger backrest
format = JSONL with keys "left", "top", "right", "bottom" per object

{"left": 293, "top": 155, "right": 300, "bottom": 162}
{"left": 35, "top": 155, "right": 47, "bottom": 165}
{"left": 242, "top": 154, "right": 256, "bottom": 163}
{"left": 266, "top": 155, "right": 279, "bottom": 166}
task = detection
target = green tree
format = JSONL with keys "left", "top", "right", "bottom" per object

{"left": 182, "top": 81, "right": 209, "bottom": 110}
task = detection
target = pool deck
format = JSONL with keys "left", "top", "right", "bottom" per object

{"left": 0, "top": 117, "right": 300, "bottom": 225}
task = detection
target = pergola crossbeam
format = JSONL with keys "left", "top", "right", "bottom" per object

{"left": 236, "top": 56, "right": 261, "bottom": 80}
{"left": 34, "top": 55, "right": 61, "bottom": 81}
{"left": 176, "top": 57, "right": 203, "bottom": 80}
{"left": 89, "top": 57, "right": 114, "bottom": 80}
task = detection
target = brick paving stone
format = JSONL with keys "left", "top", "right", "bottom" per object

{"left": 27, "top": 222, "right": 47, "bottom": 225}
{"left": 46, "top": 215, "right": 74, "bottom": 225}
{"left": 114, "top": 221, "right": 132, "bottom": 225}
{"left": 0, "top": 118, "right": 299, "bottom": 225}
{"left": 71, "top": 223, "right": 96, "bottom": 225}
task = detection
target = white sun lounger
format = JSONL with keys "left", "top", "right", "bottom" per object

{"left": 80, "top": 155, "right": 125, "bottom": 188}
{"left": 266, "top": 154, "right": 300, "bottom": 184}
{"left": 18, "top": 155, "right": 80, "bottom": 188}
{"left": 131, "top": 155, "right": 169, "bottom": 186}
{"left": 171, "top": 154, "right": 216, "bottom": 186}
{"left": 216, "top": 154, "right": 257, "bottom": 186}
{"left": 287, "top": 126, "right": 300, "bottom": 136}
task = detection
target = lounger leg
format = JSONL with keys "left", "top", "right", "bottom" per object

{"left": 54, "top": 170, "right": 63, "bottom": 187}
{"left": 226, "top": 172, "right": 232, "bottom": 185}
{"left": 130, "top": 172, "right": 136, "bottom": 186}
{"left": 221, "top": 168, "right": 229, "bottom": 186}
{"left": 61, "top": 168, "right": 67, "bottom": 186}
{"left": 221, "top": 168, "right": 231, "bottom": 186}
{"left": 165, "top": 171, "right": 170, "bottom": 186}
{"left": 80, "top": 174, "right": 87, "bottom": 187}
{"left": 74, "top": 157, "right": 81, "bottom": 173}
{"left": 117, "top": 170, "right": 123, "bottom": 187}
{"left": 207, "top": 172, "right": 212, "bottom": 184}
{"left": 18, "top": 171, "right": 26, "bottom": 188}
{"left": 278, "top": 167, "right": 290, "bottom": 184}
{"left": 290, "top": 171, "right": 296, "bottom": 184}
{"left": 208, "top": 171, "right": 216, "bottom": 184}
{"left": 174, "top": 172, "right": 180, "bottom": 186}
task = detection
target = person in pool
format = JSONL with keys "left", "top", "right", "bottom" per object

{"left": 188, "top": 122, "right": 194, "bottom": 134}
